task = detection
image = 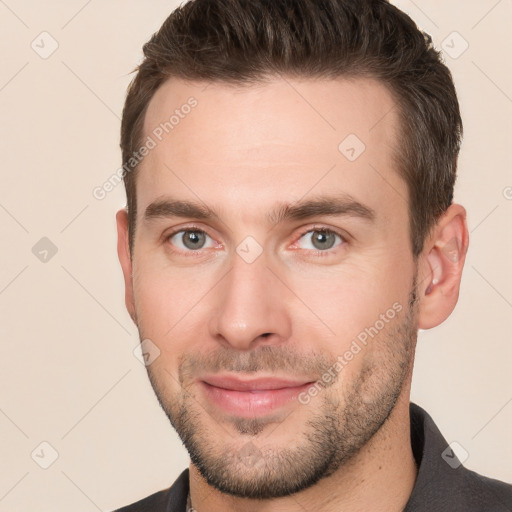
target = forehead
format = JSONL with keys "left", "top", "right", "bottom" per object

{"left": 137, "top": 76, "right": 406, "bottom": 223}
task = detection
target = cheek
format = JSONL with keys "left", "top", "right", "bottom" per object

{"left": 132, "top": 262, "right": 222, "bottom": 375}
{"left": 132, "top": 260, "right": 208, "bottom": 331}
{"left": 132, "top": 275, "right": 184, "bottom": 383}
{"left": 132, "top": 282, "right": 180, "bottom": 367}
{"left": 290, "top": 263, "right": 407, "bottom": 332}
{"left": 133, "top": 271, "right": 171, "bottom": 335}
{"left": 286, "top": 258, "right": 413, "bottom": 364}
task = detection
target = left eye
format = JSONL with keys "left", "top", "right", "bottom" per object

{"left": 297, "top": 229, "right": 344, "bottom": 251}
{"left": 168, "top": 230, "right": 216, "bottom": 251}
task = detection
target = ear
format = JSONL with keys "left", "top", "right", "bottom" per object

{"left": 116, "top": 209, "right": 137, "bottom": 326}
{"left": 417, "top": 203, "right": 469, "bottom": 329}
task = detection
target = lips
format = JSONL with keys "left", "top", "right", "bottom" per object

{"left": 202, "top": 375, "right": 312, "bottom": 391}
{"left": 199, "top": 374, "right": 314, "bottom": 417}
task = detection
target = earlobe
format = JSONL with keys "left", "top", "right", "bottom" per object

{"left": 417, "top": 204, "right": 469, "bottom": 329}
{"left": 116, "top": 209, "right": 137, "bottom": 326}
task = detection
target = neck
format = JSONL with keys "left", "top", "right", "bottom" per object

{"left": 188, "top": 390, "right": 417, "bottom": 512}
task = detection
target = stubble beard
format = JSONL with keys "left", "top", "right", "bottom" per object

{"left": 143, "top": 279, "right": 419, "bottom": 499}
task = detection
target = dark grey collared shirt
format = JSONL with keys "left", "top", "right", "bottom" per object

{"left": 114, "top": 402, "right": 512, "bottom": 511}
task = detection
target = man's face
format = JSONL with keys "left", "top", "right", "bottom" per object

{"left": 120, "top": 77, "right": 420, "bottom": 498}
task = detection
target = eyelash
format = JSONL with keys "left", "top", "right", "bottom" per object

{"left": 164, "top": 224, "right": 347, "bottom": 257}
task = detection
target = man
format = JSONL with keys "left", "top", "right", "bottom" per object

{"left": 113, "top": 0, "right": 512, "bottom": 510}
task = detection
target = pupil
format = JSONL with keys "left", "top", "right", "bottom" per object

{"left": 184, "top": 231, "right": 204, "bottom": 249}
{"left": 313, "top": 231, "right": 335, "bottom": 250}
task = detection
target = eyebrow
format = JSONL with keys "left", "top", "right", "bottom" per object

{"left": 143, "top": 194, "right": 376, "bottom": 226}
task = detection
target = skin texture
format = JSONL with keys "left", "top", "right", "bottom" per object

{"left": 117, "top": 76, "right": 469, "bottom": 512}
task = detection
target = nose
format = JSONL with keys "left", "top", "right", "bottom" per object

{"left": 208, "top": 250, "right": 292, "bottom": 351}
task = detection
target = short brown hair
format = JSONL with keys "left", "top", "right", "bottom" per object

{"left": 120, "top": 0, "right": 462, "bottom": 257}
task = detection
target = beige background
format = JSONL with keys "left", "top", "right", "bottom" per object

{"left": 0, "top": 1, "right": 511, "bottom": 510}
